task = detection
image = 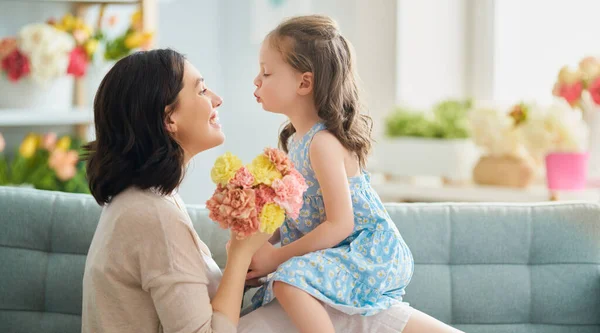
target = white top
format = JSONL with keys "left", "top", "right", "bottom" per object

{"left": 82, "top": 187, "right": 236, "bottom": 333}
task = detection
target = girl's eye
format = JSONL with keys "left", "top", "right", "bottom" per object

{"left": 263, "top": 73, "right": 271, "bottom": 77}
{"left": 199, "top": 88, "right": 208, "bottom": 95}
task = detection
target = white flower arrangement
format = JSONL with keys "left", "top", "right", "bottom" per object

{"left": 468, "top": 101, "right": 528, "bottom": 158}
{"left": 519, "top": 99, "right": 589, "bottom": 161}
{"left": 18, "top": 23, "right": 75, "bottom": 83}
{"left": 470, "top": 99, "right": 589, "bottom": 162}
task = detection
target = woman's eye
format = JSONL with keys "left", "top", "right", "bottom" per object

{"left": 199, "top": 88, "right": 208, "bottom": 95}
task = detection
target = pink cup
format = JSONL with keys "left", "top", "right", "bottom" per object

{"left": 545, "top": 152, "right": 589, "bottom": 190}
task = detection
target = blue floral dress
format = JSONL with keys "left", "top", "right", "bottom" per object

{"left": 250, "top": 122, "right": 414, "bottom": 316}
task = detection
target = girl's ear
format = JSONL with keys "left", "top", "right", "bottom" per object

{"left": 297, "top": 72, "right": 313, "bottom": 96}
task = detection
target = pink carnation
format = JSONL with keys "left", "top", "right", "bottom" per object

{"left": 223, "top": 187, "right": 256, "bottom": 219}
{"left": 230, "top": 166, "right": 255, "bottom": 188}
{"left": 272, "top": 172, "right": 307, "bottom": 219}
{"left": 206, "top": 185, "right": 258, "bottom": 234}
{"left": 255, "top": 184, "right": 276, "bottom": 213}
{"left": 264, "top": 147, "right": 293, "bottom": 175}
{"left": 229, "top": 211, "right": 260, "bottom": 239}
{"left": 288, "top": 168, "right": 308, "bottom": 190}
{"left": 206, "top": 185, "right": 229, "bottom": 229}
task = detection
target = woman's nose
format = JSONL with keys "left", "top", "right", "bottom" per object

{"left": 212, "top": 94, "right": 223, "bottom": 108}
{"left": 253, "top": 76, "right": 260, "bottom": 87}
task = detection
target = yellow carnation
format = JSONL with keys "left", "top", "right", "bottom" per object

{"left": 259, "top": 203, "right": 285, "bottom": 234}
{"left": 211, "top": 152, "right": 243, "bottom": 185}
{"left": 19, "top": 134, "right": 40, "bottom": 158}
{"left": 248, "top": 155, "right": 282, "bottom": 185}
{"left": 56, "top": 136, "right": 71, "bottom": 151}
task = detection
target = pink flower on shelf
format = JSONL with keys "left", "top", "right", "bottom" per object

{"left": 230, "top": 166, "right": 255, "bottom": 188}
{"left": 72, "top": 29, "right": 88, "bottom": 45}
{"left": 42, "top": 132, "right": 58, "bottom": 151}
{"left": 67, "top": 46, "right": 88, "bottom": 78}
{"left": 264, "top": 147, "right": 293, "bottom": 174}
{"left": 272, "top": 171, "right": 307, "bottom": 219}
{"left": 107, "top": 15, "right": 118, "bottom": 27}
{"left": 0, "top": 38, "right": 18, "bottom": 60}
{"left": 49, "top": 149, "right": 79, "bottom": 181}
{"left": 557, "top": 81, "right": 583, "bottom": 106}
{"left": 1, "top": 50, "right": 30, "bottom": 82}
{"left": 588, "top": 77, "right": 600, "bottom": 106}
{"left": 254, "top": 184, "right": 276, "bottom": 213}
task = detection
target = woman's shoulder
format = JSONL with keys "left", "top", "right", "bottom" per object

{"left": 102, "top": 187, "right": 185, "bottom": 227}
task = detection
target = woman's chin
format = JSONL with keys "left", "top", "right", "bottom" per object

{"left": 195, "top": 132, "right": 226, "bottom": 155}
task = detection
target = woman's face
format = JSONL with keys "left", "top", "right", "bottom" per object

{"left": 167, "top": 61, "right": 224, "bottom": 161}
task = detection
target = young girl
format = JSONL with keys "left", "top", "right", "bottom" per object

{"left": 246, "top": 15, "right": 415, "bottom": 332}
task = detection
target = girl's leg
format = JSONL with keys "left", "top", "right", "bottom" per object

{"left": 402, "top": 308, "right": 464, "bottom": 333}
{"left": 273, "top": 281, "right": 335, "bottom": 333}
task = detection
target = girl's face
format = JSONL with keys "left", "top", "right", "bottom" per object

{"left": 253, "top": 41, "right": 302, "bottom": 115}
{"left": 167, "top": 61, "right": 224, "bottom": 161}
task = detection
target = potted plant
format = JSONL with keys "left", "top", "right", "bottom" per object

{"left": 552, "top": 56, "right": 600, "bottom": 182}
{"left": 469, "top": 101, "right": 538, "bottom": 188}
{"left": 376, "top": 99, "right": 479, "bottom": 183}
{"left": 519, "top": 100, "right": 589, "bottom": 191}
{"left": 0, "top": 13, "right": 100, "bottom": 110}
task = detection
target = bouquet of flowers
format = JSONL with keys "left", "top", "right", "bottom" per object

{"left": 206, "top": 148, "right": 307, "bottom": 239}
{"left": 0, "top": 131, "right": 89, "bottom": 194}
{"left": 0, "top": 13, "right": 100, "bottom": 83}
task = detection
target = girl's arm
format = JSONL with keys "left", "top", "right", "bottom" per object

{"left": 268, "top": 227, "right": 281, "bottom": 245}
{"left": 273, "top": 131, "right": 355, "bottom": 265}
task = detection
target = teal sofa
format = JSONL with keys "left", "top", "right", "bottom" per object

{"left": 1, "top": 186, "right": 599, "bottom": 332}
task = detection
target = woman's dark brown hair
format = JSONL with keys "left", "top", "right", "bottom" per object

{"left": 84, "top": 49, "right": 186, "bottom": 205}
{"left": 271, "top": 15, "right": 373, "bottom": 168}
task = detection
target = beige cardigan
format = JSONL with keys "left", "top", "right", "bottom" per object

{"left": 82, "top": 187, "right": 235, "bottom": 333}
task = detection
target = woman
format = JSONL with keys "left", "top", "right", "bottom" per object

{"left": 82, "top": 48, "right": 271, "bottom": 333}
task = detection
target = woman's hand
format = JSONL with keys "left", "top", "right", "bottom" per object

{"left": 245, "top": 242, "right": 282, "bottom": 280}
{"left": 227, "top": 230, "right": 273, "bottom": 262}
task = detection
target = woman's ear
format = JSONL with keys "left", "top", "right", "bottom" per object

{"left": 164, "top": 107, "right": 177, "bottom": 134}
{"left": 297, "top": 72, "right": 313, "bottom": 96}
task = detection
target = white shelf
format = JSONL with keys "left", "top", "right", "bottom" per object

{"left": 372, "top": 181, "right": 600, "bottom": 203}
{"left": 0, "top": 108, "right": 94, "bottom": 126}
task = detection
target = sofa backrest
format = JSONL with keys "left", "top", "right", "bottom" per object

{"left": 1, "top": 187, "right": 599, "bottom": 333}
